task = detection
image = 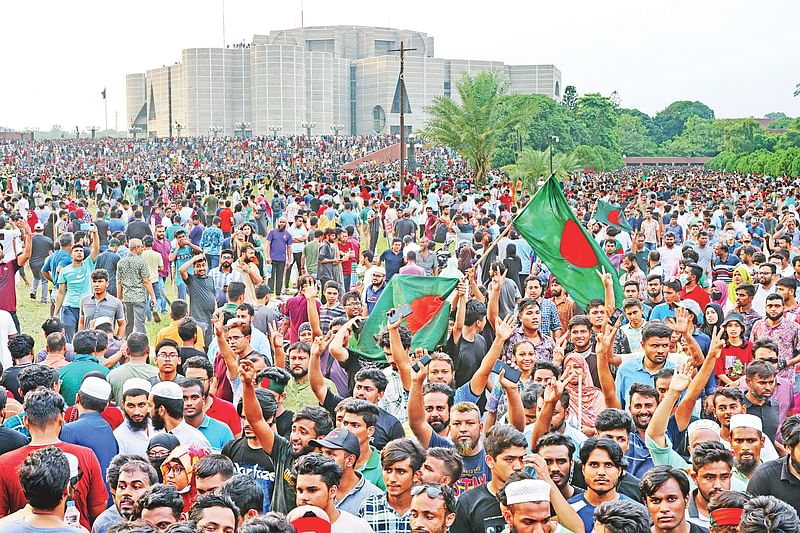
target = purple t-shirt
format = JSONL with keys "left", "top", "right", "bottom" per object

{"left": 0, "top": 261, "right": 20, "bottom": 312}
{"left": 285, "top": 294, "right": 322, "bottom": 343}
{"left": 267, "top": 229, "right": 292, "bottom": 261}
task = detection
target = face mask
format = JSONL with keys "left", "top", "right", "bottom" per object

{"left": 679, "top": 274, "right": 689, "bottom": 286}
{"left": 711, "top": 290, "right": 722, "bottom": 301}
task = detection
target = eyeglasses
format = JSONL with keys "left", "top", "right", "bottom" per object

{"left": 156, "top": 352, "right": 179, "bottom": 359}
{"left": 227, "top": 335, "right": 245, "bottom": 341}
{"left": 411, "top": 484, "right": 450, "bottom": 500}
{"left": 164, "top": 464, "right": 185, "bottom": 475}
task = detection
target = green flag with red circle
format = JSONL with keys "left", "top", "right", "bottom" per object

{"left": 513, "top": 179, "right": 623, "bottom": 309}
{"left": 349, "top": 274, "right": 458, "bottom": 363}
{"left": 595, "top": 199, "right": 633, "bottom": 233}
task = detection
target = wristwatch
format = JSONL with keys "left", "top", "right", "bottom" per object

{"left": 778, "top": 359, "right": 788, "bottom": 371}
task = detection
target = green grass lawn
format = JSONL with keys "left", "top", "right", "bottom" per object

{"left": 16, "top": 267, "right": 174, "bottom": 351}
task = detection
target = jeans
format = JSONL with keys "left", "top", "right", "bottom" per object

{"left": 31, "top": 266, "right": 48, "bottom": 302}
{"left": 177, "top": 282, "right": 187, "bottom": 301}
{"left": 269, "top": 260, "right": 286, "bottom": 295}
{"left": 153, "top": 278, "right": 167, "bottom": 313}
{"left": 644, "top": 242, "right": 657, "bottom": 251}
{"left": 61, "top": 306, "right": 80, "bottom": 342}
{"left": 125, "top": 301, "right": 148, "bottom": 336}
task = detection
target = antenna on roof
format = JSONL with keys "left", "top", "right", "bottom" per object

{"left": 301, "top": 0, "right": 304, "bottom": 28}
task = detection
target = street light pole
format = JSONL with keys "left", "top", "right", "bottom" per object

{"left": 300, "top": 121, "right": 316, "bottom": 138}
{"left": 209, "top": 126, "right": 222, "bottom": 138}
{"left": 268, "top": 125, "right": 282, "bottom": 139}
{"left": 389, "top": 40, "right": 416, "bottom": 207}
{"left": 175, "top": 122, "right": 184, "bottom": 138}
{"left": 235, "top": 121, "right": 251, "bottom": 139}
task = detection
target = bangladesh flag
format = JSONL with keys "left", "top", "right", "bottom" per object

{"left": 595, "top": 199, "right": 633, "bottom": 233}
{"left": 349, "top": 275, "right": 458, "bottom": 362}
{"left": 513, "top": 178, "right": 623, "bottom": 309}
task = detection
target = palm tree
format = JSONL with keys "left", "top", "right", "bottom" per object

{"left": 423, "top": 71, "right": 522, "bottom": 187}
{"left": 503, "top": 148, "right": 584, "bottom": 194}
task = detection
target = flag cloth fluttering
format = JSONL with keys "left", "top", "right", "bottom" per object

{"left": 595, "top": 199, "right": 633, "bottom": 233}
{"left": 349, "top": 275, "right": 457, "bottom": 362}
{"left": 513, "top": 178, "right": 624, "bottom": 309}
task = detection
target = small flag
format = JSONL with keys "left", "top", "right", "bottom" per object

{"left": 595, "top": 200, "right": 633, "bottom": 233}
{"left": 513, "top": 178, "right": 623, "bottom": 309}
{"left": 101, "top": 87, "right": 106, "bottom": 99}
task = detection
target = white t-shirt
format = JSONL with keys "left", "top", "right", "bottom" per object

{"left": 331, "top": 510, "right": 373, "bottom": 533}
{"left": 0, "top": 310, "right": 18, "bottom": 370}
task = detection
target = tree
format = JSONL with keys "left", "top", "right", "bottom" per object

{"left": 616, "top": 113, "right": 658, "bottom": 156}
{"left": 765, "top": 112, "right": 787, "bottom": 119}
{"left": 653, "top": 101, "right": 715, "bottom": 143}
{"left": 659, "top": 116, "right": 724, "bottom": 156}
{"left": 502, "top": 147, "right": 584, "bottom": 193}
{"left": 423, "top": 71, "right": 522, "bottom": 187}
{"left": 575, "top": 93, "right": 620, "bottom": 151}
{"left": 562, "top": 85, "right": 578, "bottom": 111}
{"left": 723, "top": 119, "right": 760, "bottom": 153}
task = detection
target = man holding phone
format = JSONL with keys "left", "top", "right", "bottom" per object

{"left": 0, "top": 217, "right": 32, "bottom": 333}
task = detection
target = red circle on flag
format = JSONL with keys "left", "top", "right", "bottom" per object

{"left": 560, "top": 220, "right": 599, "bottom": 268}
{"left": 608, "top": 209, "right": 621, "bottom": 225}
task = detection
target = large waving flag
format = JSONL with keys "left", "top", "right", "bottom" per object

{"left": 349, "top": 275, "right": 458, "bottom": 362}
{"left": 513, "top": 178, "right": 623, "bottom": 309}
{"left": 595, "top": 200, "right": 633, "bottom": 233}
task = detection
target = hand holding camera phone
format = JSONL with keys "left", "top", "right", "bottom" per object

{"left": 492, "top": 360, "right": 522, "bottom": 384}
{"left": 386, "top": 303, "right": 412, "bottom": 325}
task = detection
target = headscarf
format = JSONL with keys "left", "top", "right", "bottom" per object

{"left": 161, "top": 445, "right": 210, "bottom": 514}
{"left": 727, "top": 264, "right": 752, "bottom": 304}
{"left": 701, "top": 302, "right": 724, "bottom": 337}
{"left": 562, "top": 352, "right": 606, "bottom": 429}
{"left": 711, "top": 280, "right": 728, "bottom": 307}
{"left": 147, "top": 433, "right": 180, "bottom": 481}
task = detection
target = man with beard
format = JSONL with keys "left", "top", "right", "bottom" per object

{"left": 240, "top": 358, "right": 333, "bottom": 514}
{"left": 742, "top": 360, "right": 780, "bottom": 443}
{"left": 179, "top": 254, "right": 217, "bottom": 341}
{"left": 549, "top": 277, "right": 582, "bottom": 332}
{"left": 623, "top": 384, "right": 658, "bottom": 479}
{"left": 115, "top": 378, "right": 159, "bottom": 457}
{"left": 409, "top": 483, "right": 457, "bottom": 533}
{"left": 283, "top": 341, "right": 336, "bottom": 413}
{"left": 362, "top": 265, "right": 386, "bottom": 315}
{"left": 265, "top": 217, "right": 292, "bottom": 296}
{"left": 221, "top": 387, "right": 277, "bottom": 513}
{"left": 567, "top": 438, "right": 643, "bottom": 533}
{"left": 232, "top": 243, "right": 263, "bottom": 305}
{"left": 614, "top": 322, "right": 677, "bottom": 410}
{"left": 533, "top": 432, "right": 581, "bottom": 501}
{"left": 713, "top": 388, "right": 779, "bottom": 463}
{"left": 496, "top": 474, "right": 583, "bottom": 533}
{"left": 209, "top": 249, "right": 243, "bottom": 307}
{"left": 728, "top": 414, "right": 765, "bottom": 485}
{"left": 93, "top": 458, "right": 159, "bottom": 533}
{"left": 640, "top": 466, "right": 707, "bottom": 533}
{"left": 644, "top": 274, "right": 665, "bottom": 310}
{"left": 148, "top": 381, "right": 211, "bottom": 451}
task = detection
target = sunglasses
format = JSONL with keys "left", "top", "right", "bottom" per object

{"left": 411, "top": 484, "right": 449, "bottom": 500}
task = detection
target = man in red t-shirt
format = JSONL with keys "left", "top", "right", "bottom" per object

{"left": 0, "top": 389, "right": 107, "bottom": 529}
{"left": 219, "top": 201, "right": 234, "bottom": 237}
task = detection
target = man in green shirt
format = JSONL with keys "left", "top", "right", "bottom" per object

{"left": 58, "top": 330, "right": 110, "bottom": 405}
{"left": 240, "top": 359, "right": 333, "bottom": 514}
{"left": 301, "top": 230, "right": 323, "bottom": 279}
{"left": 283, "top": 342, "right": 336, "bottom": 413}
{"left": 338, "top": 399, "right": 386, "bottom": 490}
{"left": 54, "top": 225, "right": 99, "bottom": 342}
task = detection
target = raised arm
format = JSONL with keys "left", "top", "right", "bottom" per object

{"left": 328, "top": 317, "right": 354, "bottom": 364}
{"left": 407, "top": 364, "right": 433, "bottom": 449}
{"left": 267, "top": 322, "right": 287, "bottom": 370}
{"left": 213, "top": 314, "right": 239, "bottom": 380}
{"left": 451, "top": 279, "right": 467, "bottom": 345}
{"left": 674, "top": 327, "right": 723, "bottom": 430}
{"left": 596, "top": 317, "right": 622, "bottom": 409}
{"left": 308, "top": 333, "right": 332, "bottom": 406}
{"left": 527, "top": 454, "right": 586, "bottom": 533}
{"left": 302, "top": 280, "right": 323, "bottom": 338}
{"left": 15, "top": 221, "right": 32, "bottom": 266}
{"left": 597, "top": 267, "right": 617, "bottom": 321}
{"left": 501, "top": 371, "right": 525, "bottom": 432}
{"left": 89, "top": 225, "right": 100, "bottom": 261}
{"left": 486, "top": 268, "right": 503, "bottom": 332}
{"left": 387, "top": 310, "right": 413, "bottom": 391}
{"left": 529, "top": 378, "right": 566, "bottom": 451}
{"left": 646, "top": 360, "right": 693, "bottom": 447}
{"left": 469, "top": 315, "right": 515, "bottom": 397}
{"left": 179, "top": 253, "right": 204, "bottom": 281}
{"left": 240, "top": 360, "right": 275, "bottom": 454}
{"left": 672, "top": 306, "right": 705, "bottom": 367}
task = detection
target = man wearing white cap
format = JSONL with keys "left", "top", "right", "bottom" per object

{"left": 148, "top": 381, "right": 211, "bottom": 451}
{"left": 729, "top": 413, "right": 765, "bottom": 484}
{"left": 496, "top": 474, "right": 579, "bottom": 533}
{"left": 61, "top": 376, "right": 119, "bottom": 488}
{"left": 114, "top": 378, "right": 161, "bottom": 457}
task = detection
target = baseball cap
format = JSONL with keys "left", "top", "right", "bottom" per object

{"left": 34, "top": 223, "right": 44, "bottom": 231}
{"left": 287, "top": 506, "right": 330, "bottom": 533}
{"left": 310, "top": 428, "right": 361, "bottom": 460}
{"left": 675, "top": 299, "right": 703, "bottom": 325}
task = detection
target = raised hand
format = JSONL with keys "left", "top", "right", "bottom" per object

{"left": 494, "top": 314, "right": 517, "bottom": 342}
{"left": 672, "top": 306, "right": 693, "bottom": 335}
{"left": 302, "top": 278, "right": 318, "bottom": 300}
{"left": 596, "top": 266, "right": 613, "bottom": 288}
{"left": 267, "top": 321, "right": 284, "bottom": 348}
{"left": 239, "top": 359, "right": 257, "bottom": 385}
{"left": 708, "top": 326, "right": 724, "bottom": 357}
{"left": 669, "top": 359, "right": 695, "bottom": 393}
{"left": 525, "top": 453, "right": 552, "bottom": 484}
{"left": 310, "top": 333, "right": 329, "bottom": 359}
{"left": 213, "top": 313, "right": 225, "bottom": 337}
{"left": 553, "top": 330, "right": 570, "bottom": 366}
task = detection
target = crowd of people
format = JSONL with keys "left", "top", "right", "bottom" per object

{"left": 0, "top": 135, "right": 799, "bottom": 533}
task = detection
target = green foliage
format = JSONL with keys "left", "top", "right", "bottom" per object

{"left": 658, "top": 116, "right": 724, "bottom": 156}
{"left": 765, "top": 112, "right": 787, "bottom": 119}
{"left": 775, "top": 129, "right": 800, "bottom": 151}
{"left": 422, "top": 71, "right": 522, "bottom": 187}
{"left": 562, "top": 85, "right": 578, "bottom": 110}
{"left": 653, "top": 100, "right": 715, "bottom": 143}
{"left": 572, "top": 144, "right": 622, "bottom": 171}
{"left": 616, "top": 113, "right": 658, "bottom": 156}
{"left": 503, "top": 147, "right": 585, "bottom": 194}
{"left": 707, "top": 147, "right": 800, "bottom": 177}
{"left": 575, "top": 93, "right": 619, "bottom": 151}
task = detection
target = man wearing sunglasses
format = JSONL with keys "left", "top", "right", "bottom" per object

{"left": 409, "top": 483, "right": 456, "bottom": 533}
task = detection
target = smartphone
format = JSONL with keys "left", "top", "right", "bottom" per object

{"left": 412, "top": 354, "right": 432, "bottom": 373}
{"left": 387, "top": 303, "right": 413, "bottom": 325}
{"left": 80, "top": 223, "right": 91, "bottom": 231}
{"left": 609, "top": 307, "right": 624, "bottom": 325}
{"left": 492, "top": 360, "right": 522, "bottom": 383}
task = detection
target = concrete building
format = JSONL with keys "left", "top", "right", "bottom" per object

{"left": 127, "top": 25, "right": 561, "bottom": 138}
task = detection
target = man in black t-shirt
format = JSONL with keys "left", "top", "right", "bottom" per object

{"left": 222, "top": 388, "right": 277, "bottom": 514}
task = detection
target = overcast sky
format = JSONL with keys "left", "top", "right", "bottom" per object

{"left": 2, "top": 0, "right": 798, "bottom": 131}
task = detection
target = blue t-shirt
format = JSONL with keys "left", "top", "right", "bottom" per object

{"left": 568, "top": 493, "right": 641, "bottom": 533}
{"left": 429, "top": 431, "right": 491, "bottom": 497}
{"left": 340, "top": 210, "right": 360, "bottom": 229}
{"left": 379, "top": 249, "right": 404, "bottom": 280}
{"left": 174, "top": 245, "right": 194, "bottom": 287}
